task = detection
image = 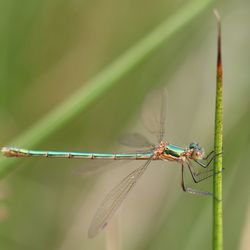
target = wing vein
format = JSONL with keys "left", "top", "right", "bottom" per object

{"left": 88, "top": 159, "right": 152, "bottom": 238}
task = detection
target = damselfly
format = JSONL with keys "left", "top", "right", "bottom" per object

{"left": 1, "top": 89, "right": 217, "bottom": 238}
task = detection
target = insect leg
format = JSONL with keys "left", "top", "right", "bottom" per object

{"left": 194, "top": 152, "right": 222, "bottom": 168}
{"left": 181, "top": 163, "right": 212, "bottom": 196}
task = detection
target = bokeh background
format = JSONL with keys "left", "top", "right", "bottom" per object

{"left": 0, "top": 0, "right": 249, "bottom": 249}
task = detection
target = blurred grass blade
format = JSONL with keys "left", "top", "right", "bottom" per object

{"left": 0, "top": 0, "right": 213, "bottom": 178}
{"left": 213, "top": 9, "right": 223, "bottom": 250}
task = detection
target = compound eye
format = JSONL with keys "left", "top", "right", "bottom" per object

{"left": 189, "top": 143, "right": 196, "bottom": 149}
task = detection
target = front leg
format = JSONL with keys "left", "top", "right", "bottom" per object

{"left": 194, "top": 151, "right": 222, "bottom": 168}
{"left": 187, "top": 160, "right": 224, "bottom": 183}
{"left": 203, "top": 150, "right": 215, "bottom": 160}
{"left": 181, "top": 163, "right": 212, "bottom": 196}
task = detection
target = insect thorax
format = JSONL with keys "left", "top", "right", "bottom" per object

{"left": 165, "top": 144, "right": 185, "bottom": 158}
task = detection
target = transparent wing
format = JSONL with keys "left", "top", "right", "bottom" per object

{"left": 141, "top": 88, "right": 167, "bottom": 143}
{"left": 118, "top": 132, "right": 155, "bottom": 149}
{"left": 88, "top": 159, "right": 152, "bottom": 238}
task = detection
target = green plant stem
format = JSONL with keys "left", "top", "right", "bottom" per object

{"left": 0, "top": 0, "right": 213, "bottom": 178}
{"left": 213, "top": 10, "right": 223, "bottom": 250}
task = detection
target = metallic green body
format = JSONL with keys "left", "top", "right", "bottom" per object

{"left": 3, "top": 144, "right": 186, "bottom": 160}
{"left": 165, "top": 144, "right": 185, "bottom": 158}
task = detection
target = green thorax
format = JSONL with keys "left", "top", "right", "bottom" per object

{"left": 165, "top": 144, "right": 185, "bottom": 158}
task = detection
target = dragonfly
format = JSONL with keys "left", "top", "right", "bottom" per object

{"left": 1, "top": 89, "right": 218, "bottom": 238}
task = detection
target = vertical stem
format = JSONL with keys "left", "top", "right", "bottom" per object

{"left": 213, "top": 9, "right": 223, "bottom": 250}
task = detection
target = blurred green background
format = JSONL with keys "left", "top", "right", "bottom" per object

{"left": 0, "top": 0, "right": 249, "bottom": 249}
